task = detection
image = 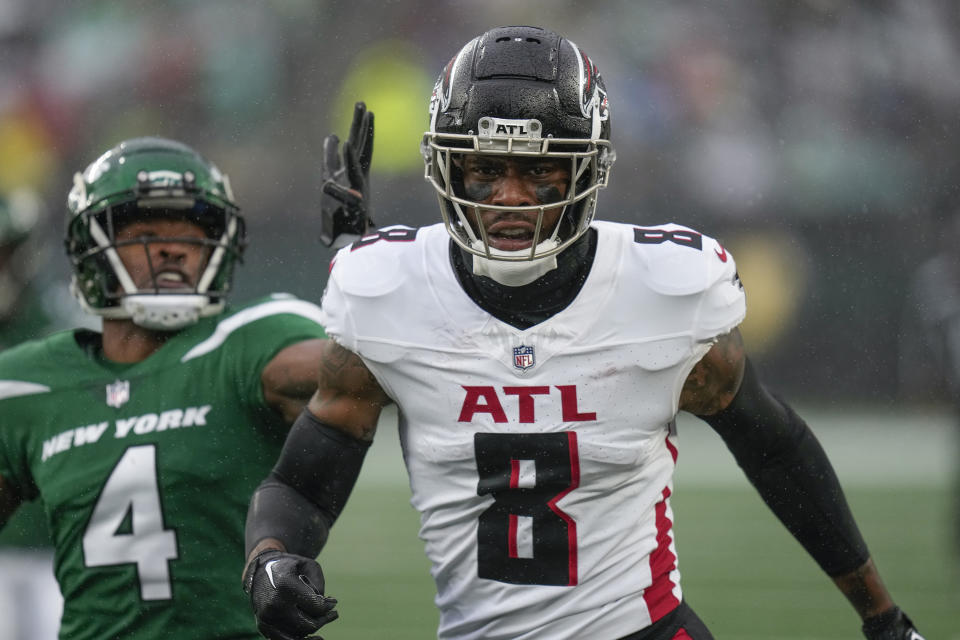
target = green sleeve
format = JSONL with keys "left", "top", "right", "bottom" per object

{"left": 226, "top": 296, "right": 327, "bottom": 412}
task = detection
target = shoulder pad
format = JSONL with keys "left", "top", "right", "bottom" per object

{"left": 330, "top": 225, "right": 420, "bottom": 297}
{"left": 180, "top": 295, "right": 325, "bottom": 362}
{"left": 0, "top": 333, "right": 60, "bottom": 374}
{"left": 631, "top": 223, "right": 736, "bottom": 296}
{"left": 0, "top": 332, "right": 77, "bottom": 391}
{"left": 218, "top": 293, "right": 323, "bottom": 324}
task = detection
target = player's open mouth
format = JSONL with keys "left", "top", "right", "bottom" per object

{"left": 151, "top": 270, "right": 192, "bottom": 290}
{"left": 487, "top": 223, "right": 536, "bottom": 251}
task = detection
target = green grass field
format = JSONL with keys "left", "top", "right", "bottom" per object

{"left": 319, "top": 409, "right": 958, "bottom": 639}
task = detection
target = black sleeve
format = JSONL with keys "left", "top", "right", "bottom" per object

{"left": 245, "top": 409, "right": 370, "bottom": 558}
{"left": 699, "top": 358, "right": 870, "bottom": 577}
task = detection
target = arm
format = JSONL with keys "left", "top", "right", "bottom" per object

{"left": 247, "top": 339, "right": 389, "bottom": 560}
{"left": 242, "top": 340, "right": 391, "bottom": 640}
{"left": 680, "top": 329, "right": 923, "bottom": 639}
{"left": 260, "top": 338, "right": 327, "bottom": 425}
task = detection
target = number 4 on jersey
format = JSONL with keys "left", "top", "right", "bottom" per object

{"left": 82, "top": 444, "right": 179, "bottom": 600}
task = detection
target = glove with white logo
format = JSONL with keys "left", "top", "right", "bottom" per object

{"left": 862, "top": 606, "right": 925, "bottom": 640}
{"left": 242, "top": 549, "right": 339, "bottom": 640}
{"left": 319, "top": 101, "right": 374, "bottom": 249}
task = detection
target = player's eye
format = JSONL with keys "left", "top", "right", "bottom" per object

{"left": 528, "top": 163, "right": 565, "bottom": 179}
{"left": 472, "top": 164, "right": 503, "bottom": 178}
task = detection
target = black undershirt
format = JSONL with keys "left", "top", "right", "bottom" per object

{"left": 449, "top": 228, "right": 598, "bottom": 330}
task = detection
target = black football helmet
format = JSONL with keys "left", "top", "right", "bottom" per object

{"left": 422, "top": 25, "right": 615, "bottom": 262}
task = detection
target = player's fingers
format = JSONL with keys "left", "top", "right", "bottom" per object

{"left": 357, "top": 109, "right": 374, "bottom": 173}
{"left": 299, "top": 597, "right": 339, "bottom": 621}
{"left": 322, "top": 181, "right": 363, "bottom": 207}
{"left": 291, "top": 580, "right": 339, "bottom": 632}
{"left": 322, "top": 608, "right": 339, "bottom": 624}
{"left": 343, "top": 143, "right": 366, "bottom": 191}
{"left": 321, "top": 134, "right": 341, "bottom": 178}
{"left": 347, "top": 102, "right": 366, "bottom": 150}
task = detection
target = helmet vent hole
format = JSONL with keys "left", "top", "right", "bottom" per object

{"left": 494, "top": 36, "right": 541, "bottom": 44}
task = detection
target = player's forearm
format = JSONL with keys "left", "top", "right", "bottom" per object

{"left": 701, "top": 358, "right": 870, "bottom": 576}
{"left": 245, "top": 477, "right": 334, "bottom": 559}
{"left": 832, "top": 557, "right": 896, "bottom": 620}
{"left": 244, "top": 409, "right": 370, "bottom": 559}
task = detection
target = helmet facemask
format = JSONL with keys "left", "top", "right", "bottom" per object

{"left": 422, "top": 117, "right": 614, "bottom": 263}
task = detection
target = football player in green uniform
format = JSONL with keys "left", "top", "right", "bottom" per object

{"left": 0, "top": 136, "right": 339, "bottom": 639}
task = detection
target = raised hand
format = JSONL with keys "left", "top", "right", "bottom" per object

{"left": 319, "top": 101, "right": 374, "bottom": 248}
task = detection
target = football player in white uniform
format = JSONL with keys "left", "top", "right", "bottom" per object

{"left": 242, "top": 26, "right": 924, "bottom": 640}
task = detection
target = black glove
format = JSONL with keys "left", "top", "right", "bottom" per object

{"left": 242, "top": 549, "right": 339, "bottom": 640}
{"left": 319, "top": 101, "right": 374, "bottom": 248}
{"left": 862, "top": 606, "right": 925, "bottom": 640}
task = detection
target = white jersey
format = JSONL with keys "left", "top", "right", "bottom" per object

{"left": 322, "top": 221, "right": 745, "bottom": 640}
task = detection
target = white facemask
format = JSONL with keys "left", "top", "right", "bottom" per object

{"left": 470, "top": 238, "right": 560, "bottom": 287}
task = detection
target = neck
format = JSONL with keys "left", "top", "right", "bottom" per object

{"left": 451, "top": 228, "right": 597, "bottom": 330}
{"left": 101, "top": 319, "right": 173, "bottom": 363}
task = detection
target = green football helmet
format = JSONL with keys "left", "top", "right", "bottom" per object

{"left": 66, "top": 137, "right": 246, "bottom": 330}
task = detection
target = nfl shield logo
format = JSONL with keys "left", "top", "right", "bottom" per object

{"left": 513, "top": 345, "right": 535, "bottom": 370}
{"left": 106, "top": 380, "right": 130, "bottom": 408}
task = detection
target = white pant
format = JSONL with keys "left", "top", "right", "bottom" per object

{"left": 0, "top": 549, "right": 62, "bottom": 640}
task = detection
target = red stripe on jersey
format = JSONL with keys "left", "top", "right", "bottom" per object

{"left": 643, "top": 486, "right": 680, "bottom": 621}
{"left": 547, "top": 431, "right": 580, "bottom": 585}
{"left": 665, "top": 435, "right": 679, "bottom": 463}
{"left": 508, "top": 460, "right": 520, "bottom": 558}
{"left": 671, "top": 630, "right": 693, "bottom": 640}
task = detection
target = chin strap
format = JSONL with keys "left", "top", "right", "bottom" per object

{"left": 471, "top": 239, "right": 560, "bottom": 287}
{"left": 122, "top": 294, "right": 219, "bottom": 330}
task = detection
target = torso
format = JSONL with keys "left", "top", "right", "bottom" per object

{"left": 323, "top": 222, "right": 745, "bottom": 640}
{"left": 0, "top": 294, "right": 326, "bottom": 640}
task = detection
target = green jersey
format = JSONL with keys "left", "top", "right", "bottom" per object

{"left": 0, "top": 293, "right": 326, "bottom": 640}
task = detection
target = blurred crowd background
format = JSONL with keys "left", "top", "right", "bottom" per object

{"left": 2, "top": 0, "right": 960, "bottom": 404}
